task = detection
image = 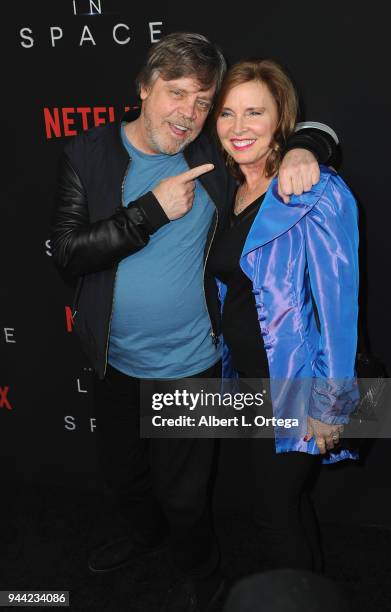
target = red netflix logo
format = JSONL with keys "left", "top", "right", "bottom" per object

{"left": 43, "top": 105, "right": 139, "bottom": 139}
{"left": 65, "top": 306, "right": 74, "bottom": 332}
{"left": 0, "top": 386, "right": 12, "bottom": 411}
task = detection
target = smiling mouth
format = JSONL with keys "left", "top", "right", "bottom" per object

{"left": 231, "top": 139, "right": 256, "bottom": 150}
{"left": 169, "top": 123, "right": 191, "bottom": 137}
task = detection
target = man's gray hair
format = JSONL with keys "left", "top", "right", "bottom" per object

{"left": 136, "top": 32, "right": 226, "bottom": 97}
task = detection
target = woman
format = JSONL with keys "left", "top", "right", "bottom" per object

{"left": 208, "top": 59, "right": 359, "bottom": 570}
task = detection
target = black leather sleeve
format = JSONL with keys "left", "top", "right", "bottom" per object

{"left": 284, "top": 126, "right": 340, "bottom": 167}
{"left": 50, "top": 153, "right": 169, "bottom": 277}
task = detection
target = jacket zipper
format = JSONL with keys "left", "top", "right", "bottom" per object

{"left": 103, "top": 157, "right": 132, "bottom": 376}
{"left": 201, "top": 187, "right": 219, "bottom": 347}
{"left": 72, "top": 277, "right": 83, "bottom": 319}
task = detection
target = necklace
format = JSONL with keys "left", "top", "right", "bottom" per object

{"left": 234, "top": 183, "right": 257, "bottom": 214}
{"left": 234, "top": 178, "right": 272, "bottom": 215}
{"left": 234, "top": 184, "right": 249, "bottom": 215}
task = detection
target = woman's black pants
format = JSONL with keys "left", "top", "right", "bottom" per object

{"left": 250, "top": 437, "right": 322, "bottom": 571}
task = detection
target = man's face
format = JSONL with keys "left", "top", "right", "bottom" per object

{"left": 139, "top": 75, "right": 216, "bottom": 155}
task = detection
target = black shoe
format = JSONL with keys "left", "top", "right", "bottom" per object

{"left": 88, "top": 534, "right": 167, "bottom": 573}
{"left": 162, "top": 569, "right": 226, "bottom": 612}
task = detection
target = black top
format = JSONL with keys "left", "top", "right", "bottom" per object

{"left": 208, "top": 194, "right": 270, "bottom": 379}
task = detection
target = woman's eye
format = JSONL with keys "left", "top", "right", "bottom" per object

{"left": 249, "top": 110, "right": 263, "bottom": 116}
{"left": 220, "top": 111, "right": 232, "bottom": 118}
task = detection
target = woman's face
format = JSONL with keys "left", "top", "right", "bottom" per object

{"left": 216, "top": 80, "right": 279, "bottom": 169}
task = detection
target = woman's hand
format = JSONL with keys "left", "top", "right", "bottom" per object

{"left": 305, "top": 416, "right": 344, "bottom": 454}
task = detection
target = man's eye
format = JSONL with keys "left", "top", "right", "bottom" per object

{"left": 197, "top": 100, "right": 211, "bottom": 111}
{"left": 171, "top": 90, "right": 182, "bottom": 97}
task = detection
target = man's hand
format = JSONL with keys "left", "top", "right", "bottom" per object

{"left": 305, "top": 416, "right": 344, "bottom": 455}
{"left": 278, "top": 149, "right": 320, "bottom": 204}
{"left": 152, "top": 164, "right": 214, "bottom": 220}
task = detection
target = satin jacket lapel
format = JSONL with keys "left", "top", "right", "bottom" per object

{"left": 242, "top": 169, "right": 332, "bottom": 256}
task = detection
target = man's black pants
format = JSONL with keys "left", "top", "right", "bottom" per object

{"left": 93, "top": 361, "right": 221, "bottom": 576}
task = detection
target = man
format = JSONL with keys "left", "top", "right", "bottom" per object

{"left": 51, "top": 33, "right": 339, "bottom": 611}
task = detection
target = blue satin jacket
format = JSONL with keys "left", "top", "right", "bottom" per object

{"left": 216, "top": 166, "right": 359, "bottom": 464}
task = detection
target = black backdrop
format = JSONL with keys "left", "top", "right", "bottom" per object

{"left": 2, "top": 0, "right": 390, "bottom": 526}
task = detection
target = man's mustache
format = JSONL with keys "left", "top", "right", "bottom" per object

{"left": 169, "top": 117, "right": 195, "bottom": 130}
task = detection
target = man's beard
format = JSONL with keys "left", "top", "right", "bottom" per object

{"left": 143, "top": 110, "right": 197, "bottom": 155}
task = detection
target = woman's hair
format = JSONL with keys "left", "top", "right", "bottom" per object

{"left": 136, "top": 32, "right": 226, "bottom": 98}
{"left": 213, "top": 59, "right": 299, "bottom": 179}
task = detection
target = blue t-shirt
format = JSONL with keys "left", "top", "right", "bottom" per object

{"left": 108, "top": 125, "right": 221, "bottom": 379}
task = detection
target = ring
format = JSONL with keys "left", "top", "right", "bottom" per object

{"left": 332, "top": 433, "right": 340, "bottom": 442}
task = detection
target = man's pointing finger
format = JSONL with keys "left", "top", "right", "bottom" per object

{"left": 179, "top": 164, "right": 215, "bottom": 182}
